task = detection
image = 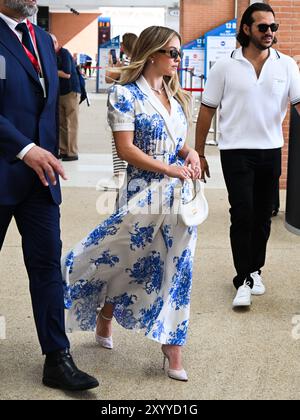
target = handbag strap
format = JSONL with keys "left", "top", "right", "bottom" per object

{"left": 181, "top": 179, "right": 202, "bottom": 204}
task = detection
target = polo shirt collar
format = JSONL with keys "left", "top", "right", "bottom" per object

{"left": 233, "top": 47, "right": 280, "bottom": 61}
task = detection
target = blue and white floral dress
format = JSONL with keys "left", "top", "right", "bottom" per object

{"left": 62, "top": 75, "right": 198, "bottom": 345}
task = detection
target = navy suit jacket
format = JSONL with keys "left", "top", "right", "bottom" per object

{"left": 0, "top": 18, "right": 61, "bottom": 205}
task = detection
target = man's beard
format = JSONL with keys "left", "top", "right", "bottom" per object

{"left": 249, "top": 33, "right": 275, "bottom": 51}
{"left": 4, "top": 0, "right": 38, "bottom": 17}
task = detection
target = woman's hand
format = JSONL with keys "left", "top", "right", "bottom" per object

{"left": 184, "top": 150, "right": 201, "bottom": 180}
{"left": 166, "top": 165, "right": 194, "bottom": 180}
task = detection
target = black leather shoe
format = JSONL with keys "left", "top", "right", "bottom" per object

{"left": 43, "top": 349, "right": 99, "bottom": 391}
{"left": 58, "top": 154, "right": 68, "bottom": 160}
{"left": 62, "top": 155, "right": 79, "bottom": 161}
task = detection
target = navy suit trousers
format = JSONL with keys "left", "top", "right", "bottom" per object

{"left": 0, "top": 178, "right": 70, "bottom": 354}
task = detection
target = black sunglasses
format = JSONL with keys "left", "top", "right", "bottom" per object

{"left": 158, "top": 48, "right": 183, "bottom": 60}
{"left": 256, "top": 23, "right": 279, "bottom": 33}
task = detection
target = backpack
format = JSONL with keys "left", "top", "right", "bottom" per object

{"left": 76, "top": 66, "right": 90, "bottom": 106}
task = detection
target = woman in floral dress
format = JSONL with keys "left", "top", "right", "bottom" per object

{"left": 62, "top": 26, "right": 201, "bottom": 381}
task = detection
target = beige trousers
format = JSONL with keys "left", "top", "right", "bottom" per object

{"left": 59, "top": 92, "right": 79, "bottom": 156}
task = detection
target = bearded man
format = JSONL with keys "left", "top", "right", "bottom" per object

{"left": 195, "top": 2, "right": 300, "bottom": 308}
{"left": 0, "top": 0, "right": 99, "bottom": 391}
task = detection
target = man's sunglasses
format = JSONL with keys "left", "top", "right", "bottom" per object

{"left": 256, "top": 23, "right": 279, "bottom": 33}
{"left": 158, "top": 48, "right": 183, "bottom": 60}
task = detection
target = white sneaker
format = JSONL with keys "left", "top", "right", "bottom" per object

{"left": 251, "top": 271, "right": 266, "bottom": 296}
{"left": 232, "top": 280, "right": 252, "bottom": 307}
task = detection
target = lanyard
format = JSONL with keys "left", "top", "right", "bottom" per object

{"left": 19, "top": 20, "right": 41, "bottom": 74}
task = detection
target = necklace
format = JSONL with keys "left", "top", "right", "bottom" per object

{"left": 150, "top": 85, "right": 165, "bottom": 95}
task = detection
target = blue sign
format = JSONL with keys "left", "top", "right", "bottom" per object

{"left": 100, "top": 36, "right": 120, "bottom": 49}
{"left": 182, "top": 36, "right": 205, "bottom": 51}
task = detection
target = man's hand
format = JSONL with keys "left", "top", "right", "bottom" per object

{"left": 23, "top": 146, "right": 67, "bottom": 187}
{"left": 199, "top": 157, "right": 210, "bottom": 182}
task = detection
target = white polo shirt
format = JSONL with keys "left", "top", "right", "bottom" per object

{"left": 202, "top": 47, "right": 300, "bottom": 150}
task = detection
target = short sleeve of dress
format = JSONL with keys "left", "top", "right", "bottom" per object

{"left": 107, "top": 84, "right": 135, "bottom": 131}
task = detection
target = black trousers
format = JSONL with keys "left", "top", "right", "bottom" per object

{"left": 0, "top": 179, "right": 70, "bottom": 354}
{"left": 220, "top": 148, "right": 281, "bottom": 289}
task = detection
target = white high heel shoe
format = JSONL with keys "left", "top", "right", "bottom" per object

{"left": 95, "top": 312, "right": 113, "bottom": 349}
{"left": 162, "top": 349, "right": 188, "bottom": 382}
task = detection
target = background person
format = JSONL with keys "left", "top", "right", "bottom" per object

{"left": 84, "top": 54, "right": 93, "bottom": 78}
{"left": 99, "top": 33, "right": 138, "bottom": 191}
{"left": 51, "top": 34, "right": 81, "bottom": 162}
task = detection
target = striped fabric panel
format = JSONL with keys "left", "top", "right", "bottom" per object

{"left": 291, "top": 97, "right": 300, "bottom": 106}
{"left": 112, "top": 137, "right": 127, "bottom": 174}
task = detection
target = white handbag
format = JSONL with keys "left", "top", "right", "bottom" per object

{"left": 178, "top": 179, "right": 209, "bottom": 227}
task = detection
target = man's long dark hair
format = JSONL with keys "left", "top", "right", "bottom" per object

{"left": 237, "top": 2, "right": 277, "bottom": 47}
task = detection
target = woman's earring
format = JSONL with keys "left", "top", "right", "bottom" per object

{"left": 151, "top": 59, "right": 154, "bottom": 64}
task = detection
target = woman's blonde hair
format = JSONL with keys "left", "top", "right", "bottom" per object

{"left": 119, "top": 26, "right": 191, "bottom": 120}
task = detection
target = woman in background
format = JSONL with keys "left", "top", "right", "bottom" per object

{"left": 101, "top": 33, "right": 138, "bottom": 190}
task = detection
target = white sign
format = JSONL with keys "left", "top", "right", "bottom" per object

{"left": 98, "top": 48, "right": 120, "bottom": 91}
{"left": 206, "top": 36, "right": 237, "bottom": 70}
{"left": 204, "top": 19, "right": 237, "bottom": 78}
{"left": 181, "top": 37, "right": 205, "bottom": 95}
{"left": 97, "top": 36, "right": 120, "bottom": 92}
{"left": 181, "top": 49, "right": 205, "bottom": 91}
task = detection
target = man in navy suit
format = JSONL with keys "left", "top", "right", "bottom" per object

{"left": 0, "top": 0, "right": 99, "bottom": 391}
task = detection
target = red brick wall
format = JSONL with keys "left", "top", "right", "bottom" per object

{"left": 180, "top": 0, "right": 249, "bottom": 44}
{"left": 237, "top": 0, "right": 252, "bottom": 26}
{"left": 180, "top": 0, "right": 299, "bottom": 189}
{"left": 180, "top": 0, "right": 235, "bottom": 44}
